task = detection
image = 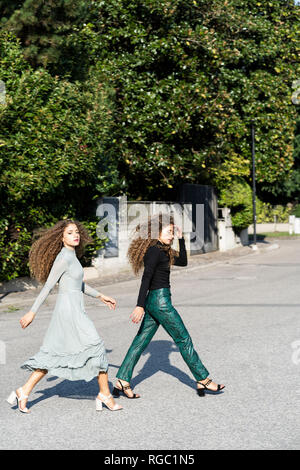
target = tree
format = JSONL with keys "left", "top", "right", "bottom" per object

{"left": 0, "top": 0, "right": 90, "bottom": 78}
{"left": 218, "top": 179, "right": 253, "bottom": 231}
{"left": 2, "top": 1, "right": 299, "bottom": 200}
{"left": 76, "top": 0, "right": 299, "bottom": 200}
{"left": 275, "top": 107, "right": 300, "bottom": 203}
{"left": 1, "top": 1, "right": 299, "bottom": 280}
{"left": 0, "top": 32, "right": 119, "bottom": 280}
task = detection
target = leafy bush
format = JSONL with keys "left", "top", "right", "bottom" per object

{"left": 291, "top": 204, "right": 300, "bottom": 218}
{"left": 219, "top": 184, "right": 293, "bottom": 230}
{"left": 80, "top": 220, "right": 108, "bottom": 267}
{"left": 88, "top": 0, "right": 298, "bottom": 199}
{"left": 2, "top": 1, "right": 298, "bottom": 200}
{"left": 0, "top": 219, "right": 33, "bottom": 281}
{"left": 0, "top": 0, "right": 299, "bottom": 279}
{"left": 256, "top": 201, "right": 293, "bottom": 223}
{"left": 218, "top": 180, "right": 253, "bottom": 231}
{"left": 0, "top": 32, "right": 116, "bottom": 281}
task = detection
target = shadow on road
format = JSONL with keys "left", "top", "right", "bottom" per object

{"left": 23, "top": 340, "right": 196, "bottom": 408}
{"left": 31, "top": 379, "right": 100, "bottom": 408}
{"left": 131, "top": 340, "right": 196, "bottom": 390}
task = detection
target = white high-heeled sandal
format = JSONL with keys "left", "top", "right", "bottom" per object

{"left": 96, "top": 392, "right": 123, "bottom": 412}
{"left": 7, "top": 387, "right": 30, "bottom": 414}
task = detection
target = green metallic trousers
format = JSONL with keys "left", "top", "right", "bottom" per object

{"left": 117, "top": 287, "right": 209, "bottom": 383}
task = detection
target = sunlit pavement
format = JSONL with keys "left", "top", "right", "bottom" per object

{"left": 0, "top": 239, "right": 299, "bottom": 450}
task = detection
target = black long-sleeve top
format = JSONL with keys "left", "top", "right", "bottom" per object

{"left": 136, "top": 237, "right": 187, "bottom": 308}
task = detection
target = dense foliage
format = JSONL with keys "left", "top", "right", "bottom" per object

{"left": 91, "top": 0, "right": 299, "bottom": 200}
{"left": 0, "top": 0, "right": 90, "bottom": 77}
{"left": 0, "top": 32, "right": 114, "bottom": 280}
{"left": 2, "top": 0, "right": 299, "bottom": 198}
{"left": 0, "top": 1, "right": 299, "bottom": 280}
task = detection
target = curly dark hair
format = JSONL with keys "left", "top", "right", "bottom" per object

{"left": 29, "top": 219, "right": 93, "bottom": 283}
{"left": 127, "top": 213, "right": 179, "bottom": 275}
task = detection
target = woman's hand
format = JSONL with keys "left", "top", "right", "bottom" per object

{"left": 20, "top": 311, "right": 36, "bottom": 329}
{"left": 130, "top": 306, "right": 145, "bottom": 324}
{"left": 99, "top": 294, "right": 116, "bottom": 310}
{"left": 174, "top": 224, "right": 183, "bottom": 238}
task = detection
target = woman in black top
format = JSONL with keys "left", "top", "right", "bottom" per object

{"left": 113, "top": 213, "right": 225, "bottom": 399}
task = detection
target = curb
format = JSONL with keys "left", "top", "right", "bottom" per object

{"left": 249, "top": 242, "right": 280, "bottom": 251}
{"left": 264, "top": 243, "right": 280, "bottom": 251}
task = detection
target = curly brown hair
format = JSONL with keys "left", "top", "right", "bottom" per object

{"left": 127, "top": 213, "right": 179, "bottom": 275}
{"left": 29, "top": 219, "right": 93, "bottom": 283}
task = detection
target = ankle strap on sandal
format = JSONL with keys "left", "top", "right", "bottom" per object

{"left": 18, "top": 387, "right": 29, "bottom": 400}
{"left": 98, "top": 393, "right": 112, "bottom": 403}
{"left": 118, "top": 379, "right": 132, "bottom": 391}
{"left": 197, "top": 379, "right": 212, "bottom": 388}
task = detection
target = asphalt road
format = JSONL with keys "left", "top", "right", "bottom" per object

{"left": 0, "top": 240, "right": 299, "bottom": 450}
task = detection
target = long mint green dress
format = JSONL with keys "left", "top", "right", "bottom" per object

{"left": 21, "top": 246, "right": 108, "bottom": 382}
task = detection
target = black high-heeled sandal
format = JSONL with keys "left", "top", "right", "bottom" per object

{"left": 112, "top": 380, "right": 140, "bottom": 399}
{"left": 196, "top": 379, "right": 225, "bottom": 396}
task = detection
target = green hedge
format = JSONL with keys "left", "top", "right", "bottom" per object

{"left": 218, "top": 180, "right": 253, "bottom": 231}
{"left": 256, "top": 201, "right": 293, "bottom": 223}
{"left": 218, "top": 181, "right": 293, "bottom": 231}
{"left": 0, "top": 32, "right": 114, "bottom": 282}
{"left": 0, "top": 0, "right": 299, "bottom": 280}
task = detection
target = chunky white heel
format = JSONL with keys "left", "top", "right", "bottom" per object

{"left": 96, "top": 393, "right": 123, "bottom": 412}
{"left": 7, "top": 391, "right": 17, "bottom": 405}
{"left": 96, "top": 397, "right": 103, "bottom": 411}
{"left": 6, "top": 388, "right": 30, "bottom": 414}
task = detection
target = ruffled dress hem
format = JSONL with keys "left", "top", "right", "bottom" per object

{"left": 21, "top": 343, "right": 108, "bottom": 382}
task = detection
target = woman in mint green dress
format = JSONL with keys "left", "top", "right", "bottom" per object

{"left": 6, "top": 219, "right": 122, "bottom": 414}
